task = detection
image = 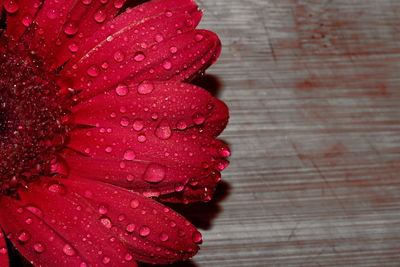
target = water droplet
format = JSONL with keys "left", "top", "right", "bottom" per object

{"left": 101, "top": 61, "right": 109, "bottom": 69}
{"left": 102, "top": 256, "right": 111, "bottom": 264}
{"left": 33, "top": 242, "right": 46, "bottom": 253}
{"left": 132, "top": 119, "right": 144, "bottom": 131}
{"left": 63, "top": 21, "right": 79, "bottom": 36}
{"left": 130, "top": 199, "right": 139, "bottom": 209}
{"left": 155, "top": 121, "right": 172, "bottom": 140}
{"left": 137, "top": 81, "right": 154, "bottom": 95}
{"left": 87, "top": 65, "right": 100, "bottom": 78}
{"left": 0, "top": 247, "right": 7, "bottom": 255}
{"left": 125, "top": 223, "right": 136, "bottom": 233}
{"left": 100, "top": 216, "right": 112, "bottom": 229}
{"left": 94, "top": 8, "right": 107, "bottom": 23}
{"left": 162, "top": 60, "right": 172, "bottom": 70}
{"left": 155, "top": 34, "right": 164, "bottom": 43}
{"left": 113, "top": 50, "right": 125, "bottom": 62}
{"left": 22, "top": 15, "right": 33, "bottom": 27}
{"left": 195, "top": 33, "right": 204, "bottom": 42}
{"left": 176, "top": 120, "right": 187, "bottom": 130}
{"left": 123, "top": 150, "right": 136, "bottom": 161}
{"left": 165, "top": 10, "right": 173, "bottom": 17}
{"left": 63, "top": 244, "right": 76, "bottom": 256}
{"left": 25, "top": 205, "right": 43, "bottom": 218}
{"left": 137, "top": 133, "right": 147, "bottom": 143}
{"left": 192, "top": 113, "right": 205, "bottom": 125}
{"left": 120, "top": 117, "right": 129, "bottom": 127}
{"left": 25, "top": 217, "right": 33, "bottom": 225}
{"left": 133, "top": 51, "right": 145, "bottom": 62}
{"left": 175, "top": 184, "right": 185, "bottom": 192}
{"left": 159, "top": 232, "right": 169, "bottom": 242}
{"left": 124, "top": 253, "right": 133, "bottom": 261}
{"left": 17, "top": 230, "right": 31, "bottom": 243}
{"left": 192, "top": 231, "right": 202, "bottom": 243}
{"left": 169, "top": 46, "right": 178, "bottom": 54}
{"left": 143, "top": 163, "right": 166, "bottom": 183}
{"left": 81, "top": 0, "right": 93, "bottom": 5}
{"left": 47, "top": 181, "right": 67, "bottom": 195}
{"left": 68, "top": 42, "right": 79, "bottom": 53}
{"left": 139, "top": 226, "right": 150, "bottom": 237}
{"left": 114, "top": 0, "right": 124, "bottom": 8}
{"left": 218, "top": 146, "right": 231, "bottom": 157}
{"left": 4, "top": 0, "right": 19, "bottom": 13}
{"left": 115, "top": 83, "right": 129, "bottom": 96}
{"left": 98, "top": 204, "right": 108, "bottom": 214}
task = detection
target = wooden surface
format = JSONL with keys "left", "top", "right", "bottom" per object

{"left": 180, "top": 0, "right": 400, "bottom": 266}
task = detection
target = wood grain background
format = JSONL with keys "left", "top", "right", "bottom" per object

{"left": 173, "top": 0, "right": 400, "bottom": 266}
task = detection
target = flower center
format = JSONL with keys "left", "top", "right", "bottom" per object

{"left": 0, "top": 38, "right": 68, "bottom": 196}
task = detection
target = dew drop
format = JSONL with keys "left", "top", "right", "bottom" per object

{"left": 169, "top": 46, "right": 178, "bottom": 54}
{"left": 155, "top": 34, "right": 164, "bottom": 43}
{"left": 137, "top": 133, "right": 147, "bottom": 143}
{"left": 192, "top": 113, "right": 205, "bottom": 125}
{"left": 63, "top": 21, "right": 79, "bottom": 36}
{"left": 22, "top": 15, "right": 33, "bottom": 27}
{"left": 133, "top": 51, "right": 146, "bottom": 62}
{"left": 100, "top": 216, "right": 112, "bottom": 229}
{"left": 125, "top": 223, "right": 136, "bottom": 233}
{"left": 33, "top": 242, "right": 46, "bottom": 253}
{"left": 94, "top": 8, "right": 107, "bottom": 23}
{"left": 195, "top": 33, "right": 204, "bottom": 42}
{"left": 0, "top": 247, "right": 7, "bottom": 255}
{"left": 25, "top": 205, "right": 43, "bottom": 218}
{"left": 165, "top": 10, "right": 173, "bottom": 17}
{"left": 4, "top": 0, "right": 19, "bottom": 13}
{"left": 113, "top": 50, "right": 125, "bottom": 62}
{"left": 68, "top": 42, "right": 79, "bottom": 53}
{"left": 139, "top": 226, "right": 150, "bottom": 237}
{"left": 123, "top": 150, "right": 136, "bottom": 161}
{"left": 17, "top": 230, "right": 31, "bottom": 243}
{"left": 87, "top": 65, "right": 100, "bottom": 78}
{"left": 143, "top": 163, "right": 166, "bottom": 183}
{"left": 162, "top": 60, "right": 172, "bottom": 70}
{"left": 120, "top": 117, "right": 129, "bottom": 127}
{"left": 81, "top": 0, "right": 93, "bottom": 4}
{"left": 124, "top": 253, "right": 133, "bottom": 261}
{"left": 130, "top": 199, "right": 139, "bottom": 209}
{"left": 63, "top": 244, "right": 76, "bottom": 256}
{"left": 114, "top": 0, "right": 124, "bottom": 8}
{"left": 98, "top": 204, "right": 108, "bottom": 214}
{"left": 47, "top": 182, "right": 67, "bottom": 195}
{"left": 159, "top": 232, "right": 169, "bottom": 242}
{"left": 218, "top": 146, "right": 231, "bottom": 157}
{"left": 102, "top": 256, "right": 111, "bottom": 264}
{"left": 155, "top": 121, "right": 172, "bottom": 140}
{"left": 192, "top": 231, "right": 202, "bottom": 243}
{"left": 115, "top": 83, "right": 129, "bottom": 96}
{"left": 132, "top": 119, "right": 144, "bottom": 131}
{"left": 105, "top": 146, "right": 113, "bottom": 153}
{"left": 137, "top": 81, "right": 154, "bottom": 95}
{"left": 176, "top": 120, "right": 187, "bottom": 130}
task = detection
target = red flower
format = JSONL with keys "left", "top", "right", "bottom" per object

{"left": 0, "top": 0, "right": 229, "bottom": 266}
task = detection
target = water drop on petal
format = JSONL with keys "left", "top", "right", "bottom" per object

{"left": 63, "top": 244, "right": 76, "bottom": 256}
{"left": 137, "top": 81, "right": 154, "bottom": 95}
{"left": 143, "top": 163, "right": 166, "bottom": 183}
{"left": 123, "top": 150, "right": 135, "bottom": 161}
{"left": 33, "top": 242, "right": 46, "bottom": 253}
{"left": 139, "top": 226, "right": 150, "bottom": 237}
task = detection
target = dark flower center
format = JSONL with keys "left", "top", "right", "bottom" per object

{"left": 0, "top": 38, "right": 68, "bottom": 196}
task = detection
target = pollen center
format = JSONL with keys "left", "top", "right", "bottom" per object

{"left": 0, "top": 40, "right": 68, "bottom": 196}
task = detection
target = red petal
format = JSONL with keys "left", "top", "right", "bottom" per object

{"left": 52, "top": 0, "right": 127, "bottom": 66}
{"left": 0, "top": 196, "right": 87, "bottom": 266}
{"left": 64, "top": 81, "right": 229, "bottom": 197}
{"left": 61, "top": 2, "right": 219, "bottom": 100}
{"left": 7, "top": 177, "right": 200, "bottom": 264}
{"left": 0, "top": 226, "right": 9, "bottom": 267}
{"left": 4, "top": 0, "right": 42, "bottom": 40}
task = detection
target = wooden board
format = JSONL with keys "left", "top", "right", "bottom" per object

{"left": 169, "top": 0, "right": 400, "bottom": 266}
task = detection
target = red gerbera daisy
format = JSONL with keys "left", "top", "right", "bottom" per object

{"left": 0, "top": 0, "right": 229, "bottom": 266}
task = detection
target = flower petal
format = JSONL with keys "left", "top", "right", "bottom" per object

{"left": 3, "top": 0, "right": 42, "bottom": 40}
{"left": 0, "top": 195, "right": 88, "bottom": 266}
{"left": 22, "top": 0, "right": 125, "bottom": 65}
{"left": 60, "top": 1, "right": 219, "bottom": 100}
{"left": 63, "top": 81, "right": 229, "bottom": 197}
{"left": 0, "top": 227, "right": 9, "bottom": 267}
{"left": 5, "top": 177, "right": 200, "bottom": 264}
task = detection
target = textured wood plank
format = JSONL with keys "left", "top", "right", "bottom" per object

{"left": 177, "top": 0, "right": 400, "bottom": 266}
